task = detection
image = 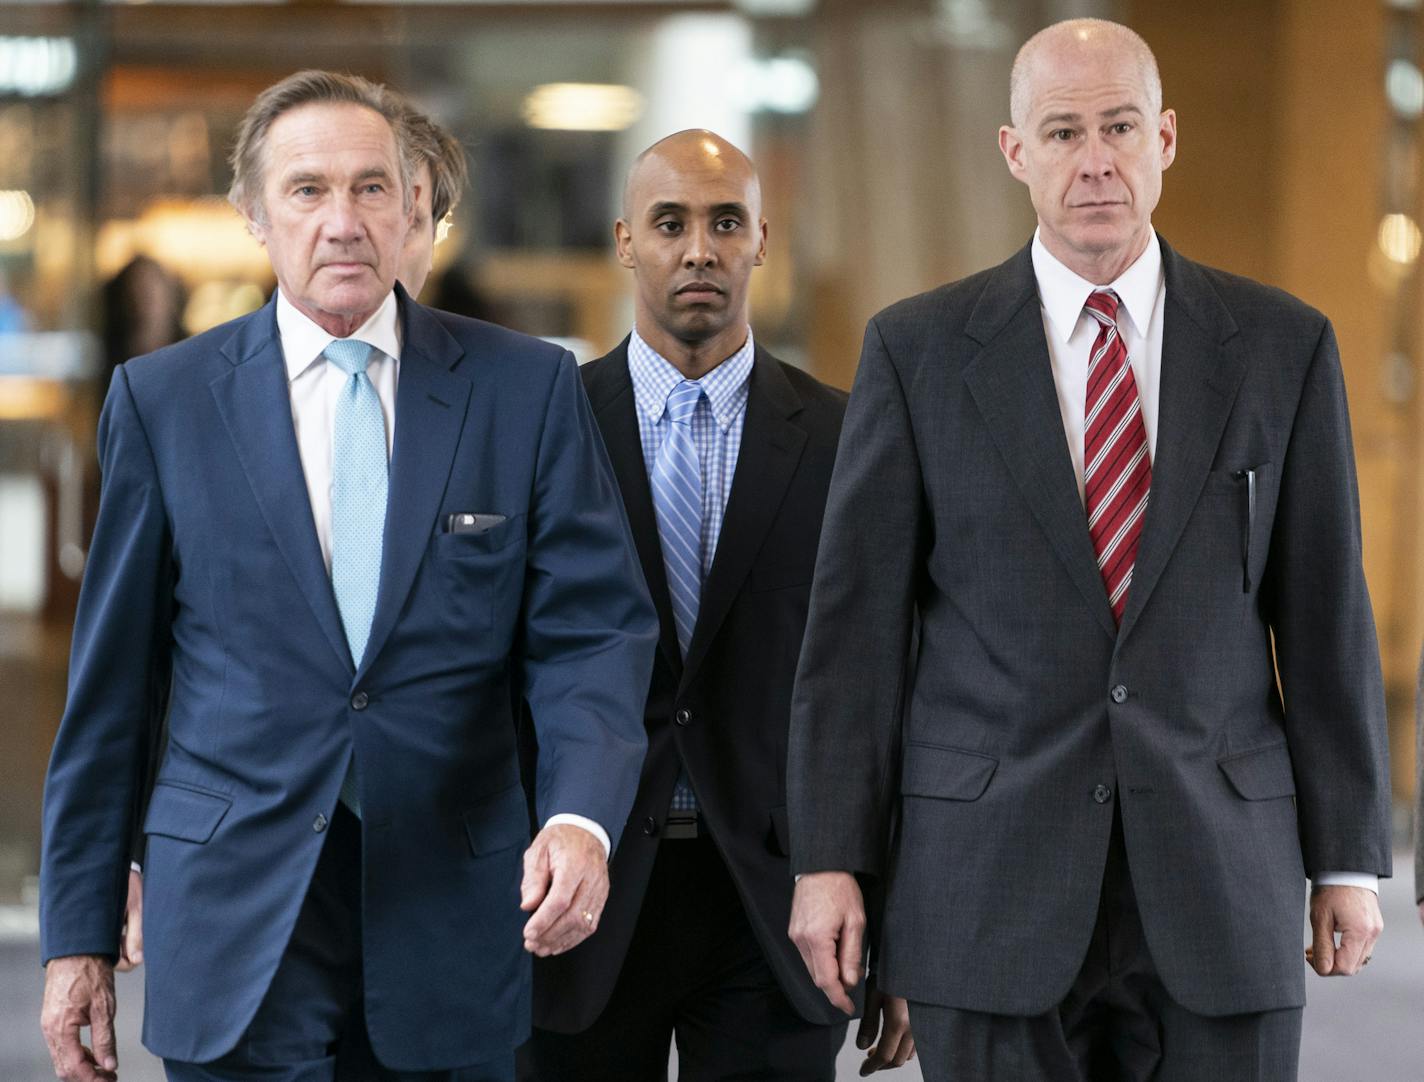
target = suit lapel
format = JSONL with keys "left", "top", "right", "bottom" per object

{"left": 210, "top": 300, "right": 353, "bottom": 672}
{"left": 961, "top": 245, "right": 1118, "bottom": 639}
{"left": 1116, "top": 241, "right": 1245, "bottom": 642}
{"left": 357, "top": 291, "right": 472, "bottom": 681}
{"left": 681, "top": 348, "right": 806, "bottom": 683}
{"left": 584, "top": 343, "right": 683, "bottom": 679}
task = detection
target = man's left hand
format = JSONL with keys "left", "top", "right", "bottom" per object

{"left": 1308, "top": 884, "right": 1382, "bottom": 976}
{"left": 520, "top": 823, "right": 609, "bottom": 956}
{"left": 855, "top": 979, "right": 915, "bottom": 1074}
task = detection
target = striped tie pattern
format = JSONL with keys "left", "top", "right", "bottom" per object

{"left": 326, "top": 337, "right": 388, "bottom": 816}
{"left": 650, "top": 380, "right": 704, "bottom": 814}
{"left": 1083, "top": 290, "right": 1151, "bottom": 627}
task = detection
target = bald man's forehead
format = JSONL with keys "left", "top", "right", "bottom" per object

{"left": 624, "top": 149, "right": 762, "bottom": 220}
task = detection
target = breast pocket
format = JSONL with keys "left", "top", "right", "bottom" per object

{"left": 1202, "top": 462, "right": 1275, "bottom": 592}
{"left": 432, "top": 512, "right": 526, "bottom": 631}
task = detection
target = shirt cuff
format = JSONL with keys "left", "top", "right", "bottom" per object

{"left": 130, "top": 861, "right": 142, "bottom": 875}
{"left": 544, "top": 813, "right": 611, "bottom": 860}
{"left": 1312, "top": 871, "right": 1378, "bottom": 893}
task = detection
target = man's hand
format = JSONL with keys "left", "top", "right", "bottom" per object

{"left": 41, "top": 954, "right": 118, "bottom": 1082}
{"left": 520, "top": 823, "right": 609, "bottom": 956}
{"left": 789, "top": 871, "right": 865, "bottom": 1015}
{"left": 1308, "top": 884, "right": 1382, "bottom": 976}
{"left": 856, "top": 979, "right": 915, "bottom": 1074}
{"left": 115, "top": 871, "right": 143, "bottom": 973}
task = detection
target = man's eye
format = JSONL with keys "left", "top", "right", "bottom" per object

{"left": 1051, "top": 129, "right": 1076, "bottom": 142}
{"left": 295, "top": 186, "right": 319, "bottom": 197}
{"left": 1111, "top": 122, "right": 1133, "bottom": 135}
{"left": 656, "top": 221, "right": 682, "bottom": 234}
{"left": 362, "top": 183, "right": 386, "bottom": 195}
{"left": 715, "top": 218, "right": 741, "bottom": 232}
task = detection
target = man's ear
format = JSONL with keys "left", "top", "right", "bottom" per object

{"left": 998, "top": 125, "right": 1028, "bottom": 183}
{"left": 754, "top": 219, "right": 768, "bottom": 267}
{"left": 243, "top": 204, "right": 269, "bottom": 249}
{"left": 614, "top": 219, "right": 635, "bottom": 269}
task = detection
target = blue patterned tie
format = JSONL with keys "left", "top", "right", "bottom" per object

{"left": 325, "top": 338, "right": 387, "bottom": 817}
{"left": 651, "top": 380, "right": 704, "bottom": 815}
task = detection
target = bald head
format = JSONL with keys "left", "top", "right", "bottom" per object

{"left": 1010, "top": 19, "right": 1161, "bottom": 129}
{"left": 621, "top": 129, "right": 762, "bottom": 222}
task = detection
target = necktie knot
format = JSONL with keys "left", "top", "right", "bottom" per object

{"left": 1084, "top": 289, "right": 1121, "bottom": 325}
{"left": 324, "top": 339, "right": 374, "bottom": 377}
{"left": 666, "top": 380, "right": 703, "bottom": 425}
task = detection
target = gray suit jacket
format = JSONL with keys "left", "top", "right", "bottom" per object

{"left": 789, "top": 237, "right": 1392, "bottom": 1018}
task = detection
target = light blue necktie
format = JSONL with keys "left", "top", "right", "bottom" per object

{"left": 650, "top": 380, "right": 704, "bottom": 815}
{"left": 325, "top": 338, "right": 387, "bottom": 816}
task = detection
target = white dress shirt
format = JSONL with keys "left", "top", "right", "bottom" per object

{"left": 284, "top": 290, "right": 612, "bottom": 856}
{"left": 1030, "top": 230, "right": 1375, "bottom": 895}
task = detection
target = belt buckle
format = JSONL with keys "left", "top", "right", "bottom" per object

{"left": 663, "top": 814, "right": 698, "bottom": 840}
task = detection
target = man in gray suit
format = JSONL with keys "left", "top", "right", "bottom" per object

{"left": 785, "top": 18, "right": 1391, "bottom": 1081}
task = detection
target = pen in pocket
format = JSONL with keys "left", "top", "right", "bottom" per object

{"left": 1235, "top": 468, "right": 1256, "bottom": 592}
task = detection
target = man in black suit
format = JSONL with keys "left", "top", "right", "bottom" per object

{"left": 786, "top": 18, "right": 1391, "bottom": 1082}
{"left": 519, "top": 131, "right": 914, "bottom": 1080}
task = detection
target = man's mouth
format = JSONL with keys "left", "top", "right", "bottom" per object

{"left": 676, "top": 281, "right": 723, "bottom": 300}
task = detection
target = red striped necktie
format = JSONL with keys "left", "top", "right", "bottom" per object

{"left": 1083, "top": 289, "right": 1151, "bottom": 627}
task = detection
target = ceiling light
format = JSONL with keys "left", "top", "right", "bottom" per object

{"left": 522, "top": 84, "right": 644, "bottom": 132}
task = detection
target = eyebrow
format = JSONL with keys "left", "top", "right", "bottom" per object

{"left": 646, "top": 200, "right": 750, "bottom": 217}
{"left": 1039, "top": 104, "right": 1145, "bottom": 129}
{"left": 280, "top": 167, "right": 395, "bottom": 187}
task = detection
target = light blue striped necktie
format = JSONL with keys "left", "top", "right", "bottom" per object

{"left": 650, "top": 379, "right": 704, "bottom": 815}
{"left": 325, "top": 338, "right": 387, "bottom": 817}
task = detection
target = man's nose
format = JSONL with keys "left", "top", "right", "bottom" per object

{"left": 682, "top": 223, "right": 716, "bottom": 269}
{"left": 321, "top": 192, "right": 366, "bottom": 243}
{"left": 1079, "top": 133, "right": 1115, "bottom": 180}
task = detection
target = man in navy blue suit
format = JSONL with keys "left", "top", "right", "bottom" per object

{"left": 39, "top": 70, "right": 657, "bottom": 1082}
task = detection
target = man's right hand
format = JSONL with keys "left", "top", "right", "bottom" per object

{"left": 115, "top": 870, "right": 143, "bottom": 972}
{"left": 788, "top": 871, "right": 866, "bottom": 1015}
{"left": 41, "top": 954, "right": 118, "bottom": 1082}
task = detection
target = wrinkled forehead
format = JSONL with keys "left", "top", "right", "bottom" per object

{"left": 1022, "top": 42, "right": 1155, "bottom": 121}
{"left": 264, "top": 102, "right": 402, "bottom": 184}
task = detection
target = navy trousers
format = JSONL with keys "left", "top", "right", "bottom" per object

{"left": 163, "top": 805, "right": 514, "bottom": 1082}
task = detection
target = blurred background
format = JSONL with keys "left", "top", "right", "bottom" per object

{"left": 2, "top": 0, "right": 1423, "bottom": 1076}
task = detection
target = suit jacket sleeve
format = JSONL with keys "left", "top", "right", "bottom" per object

{"left": 788, "top": 316, "right": 925, "bottom": 878}
{"left": 519, "top": 351, "right": 657, "bottom": 855}
{"left": 41, "top": 366, "right": 173, "bottom": 963}
{"left": 1263, "top": 318, "right": 1391, "bottom": 879}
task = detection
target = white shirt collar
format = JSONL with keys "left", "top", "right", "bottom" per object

{"left": 1031, "top": 228, "right": 1163, "bottom": 345}
{"left": 276, "top": 287, "right": 403, "bottom": 382}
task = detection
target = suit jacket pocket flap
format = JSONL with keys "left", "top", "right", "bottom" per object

{"left": 143, "top": 782, "right": 232, "bottom": 843}
{"left": 1218, "top": 742, "right": 1296, "bottom": 800}
{"left": 462, "top": 783, "right": 532, "bottom": 856}
{"left": 901, "top": 743, "right": 998, "bottom": 801}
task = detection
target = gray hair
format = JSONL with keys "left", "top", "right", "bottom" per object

{"left": 228, "top": 69, "right": 415, "bottom": 224}
{"left": 399, "top": 104, "right": 469, "bottom": 226}
{"left": 1009, "top": 19, "right": 1162, "bottom": 129}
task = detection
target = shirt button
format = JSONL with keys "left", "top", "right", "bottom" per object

{"left": 675, "top": 708, "right": 693, "bottom": 726}
{"left": 642, "top": 816, "right": 658, "bottom": 836}
{"left": 313, "top": 814, "right": 329, "bottom": 833}
{"left": 351, "top": 691, "right": 369, "bottom": 710}
{"left": 1110, "top": 685, "right": 1128, "bottom": 704}
{"left": 1093, "top": 785, "right": 1113, "bottom": 804}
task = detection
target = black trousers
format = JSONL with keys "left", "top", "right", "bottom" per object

{"left": 163, "top": 805, "right": 513, "bottom": 1082}
{"left": 909, "top": 808, "right": 1302, "bottom": 1082}
{"left": 519, "top": 835, "right": 845, "bottom": 1082}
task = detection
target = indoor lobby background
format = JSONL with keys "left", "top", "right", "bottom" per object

{"left": 2, "top": 0, "right": 1423, "bottom": 1078}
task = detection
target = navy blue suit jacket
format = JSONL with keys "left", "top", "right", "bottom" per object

{"left": 40, "top": 289, "right": 657, "bottom": 1069}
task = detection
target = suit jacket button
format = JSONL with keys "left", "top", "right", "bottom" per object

{"left": 1093, "top": 785, "right": 1112, "bottom": 804}
{"left": 642, "top": 816, "right": 658, "bottom": 836}
{"left": 351, "top": 691, "right": 369, "bottom": 710}
{"left": 675, "top": 708, "right": 692, "bottom": 726}
{"left": 1110, "top": 685, "right": 1128, "bottom": 704}
{"left": 313, "top": 813, "right": 329, "bottom": 833}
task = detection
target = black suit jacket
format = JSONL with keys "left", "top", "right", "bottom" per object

{"left": 529, "top": 338, "right": 849, "bottom": 1032}
{"left": 788, "top": 237, "right": 1393, "bottom": 1019}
